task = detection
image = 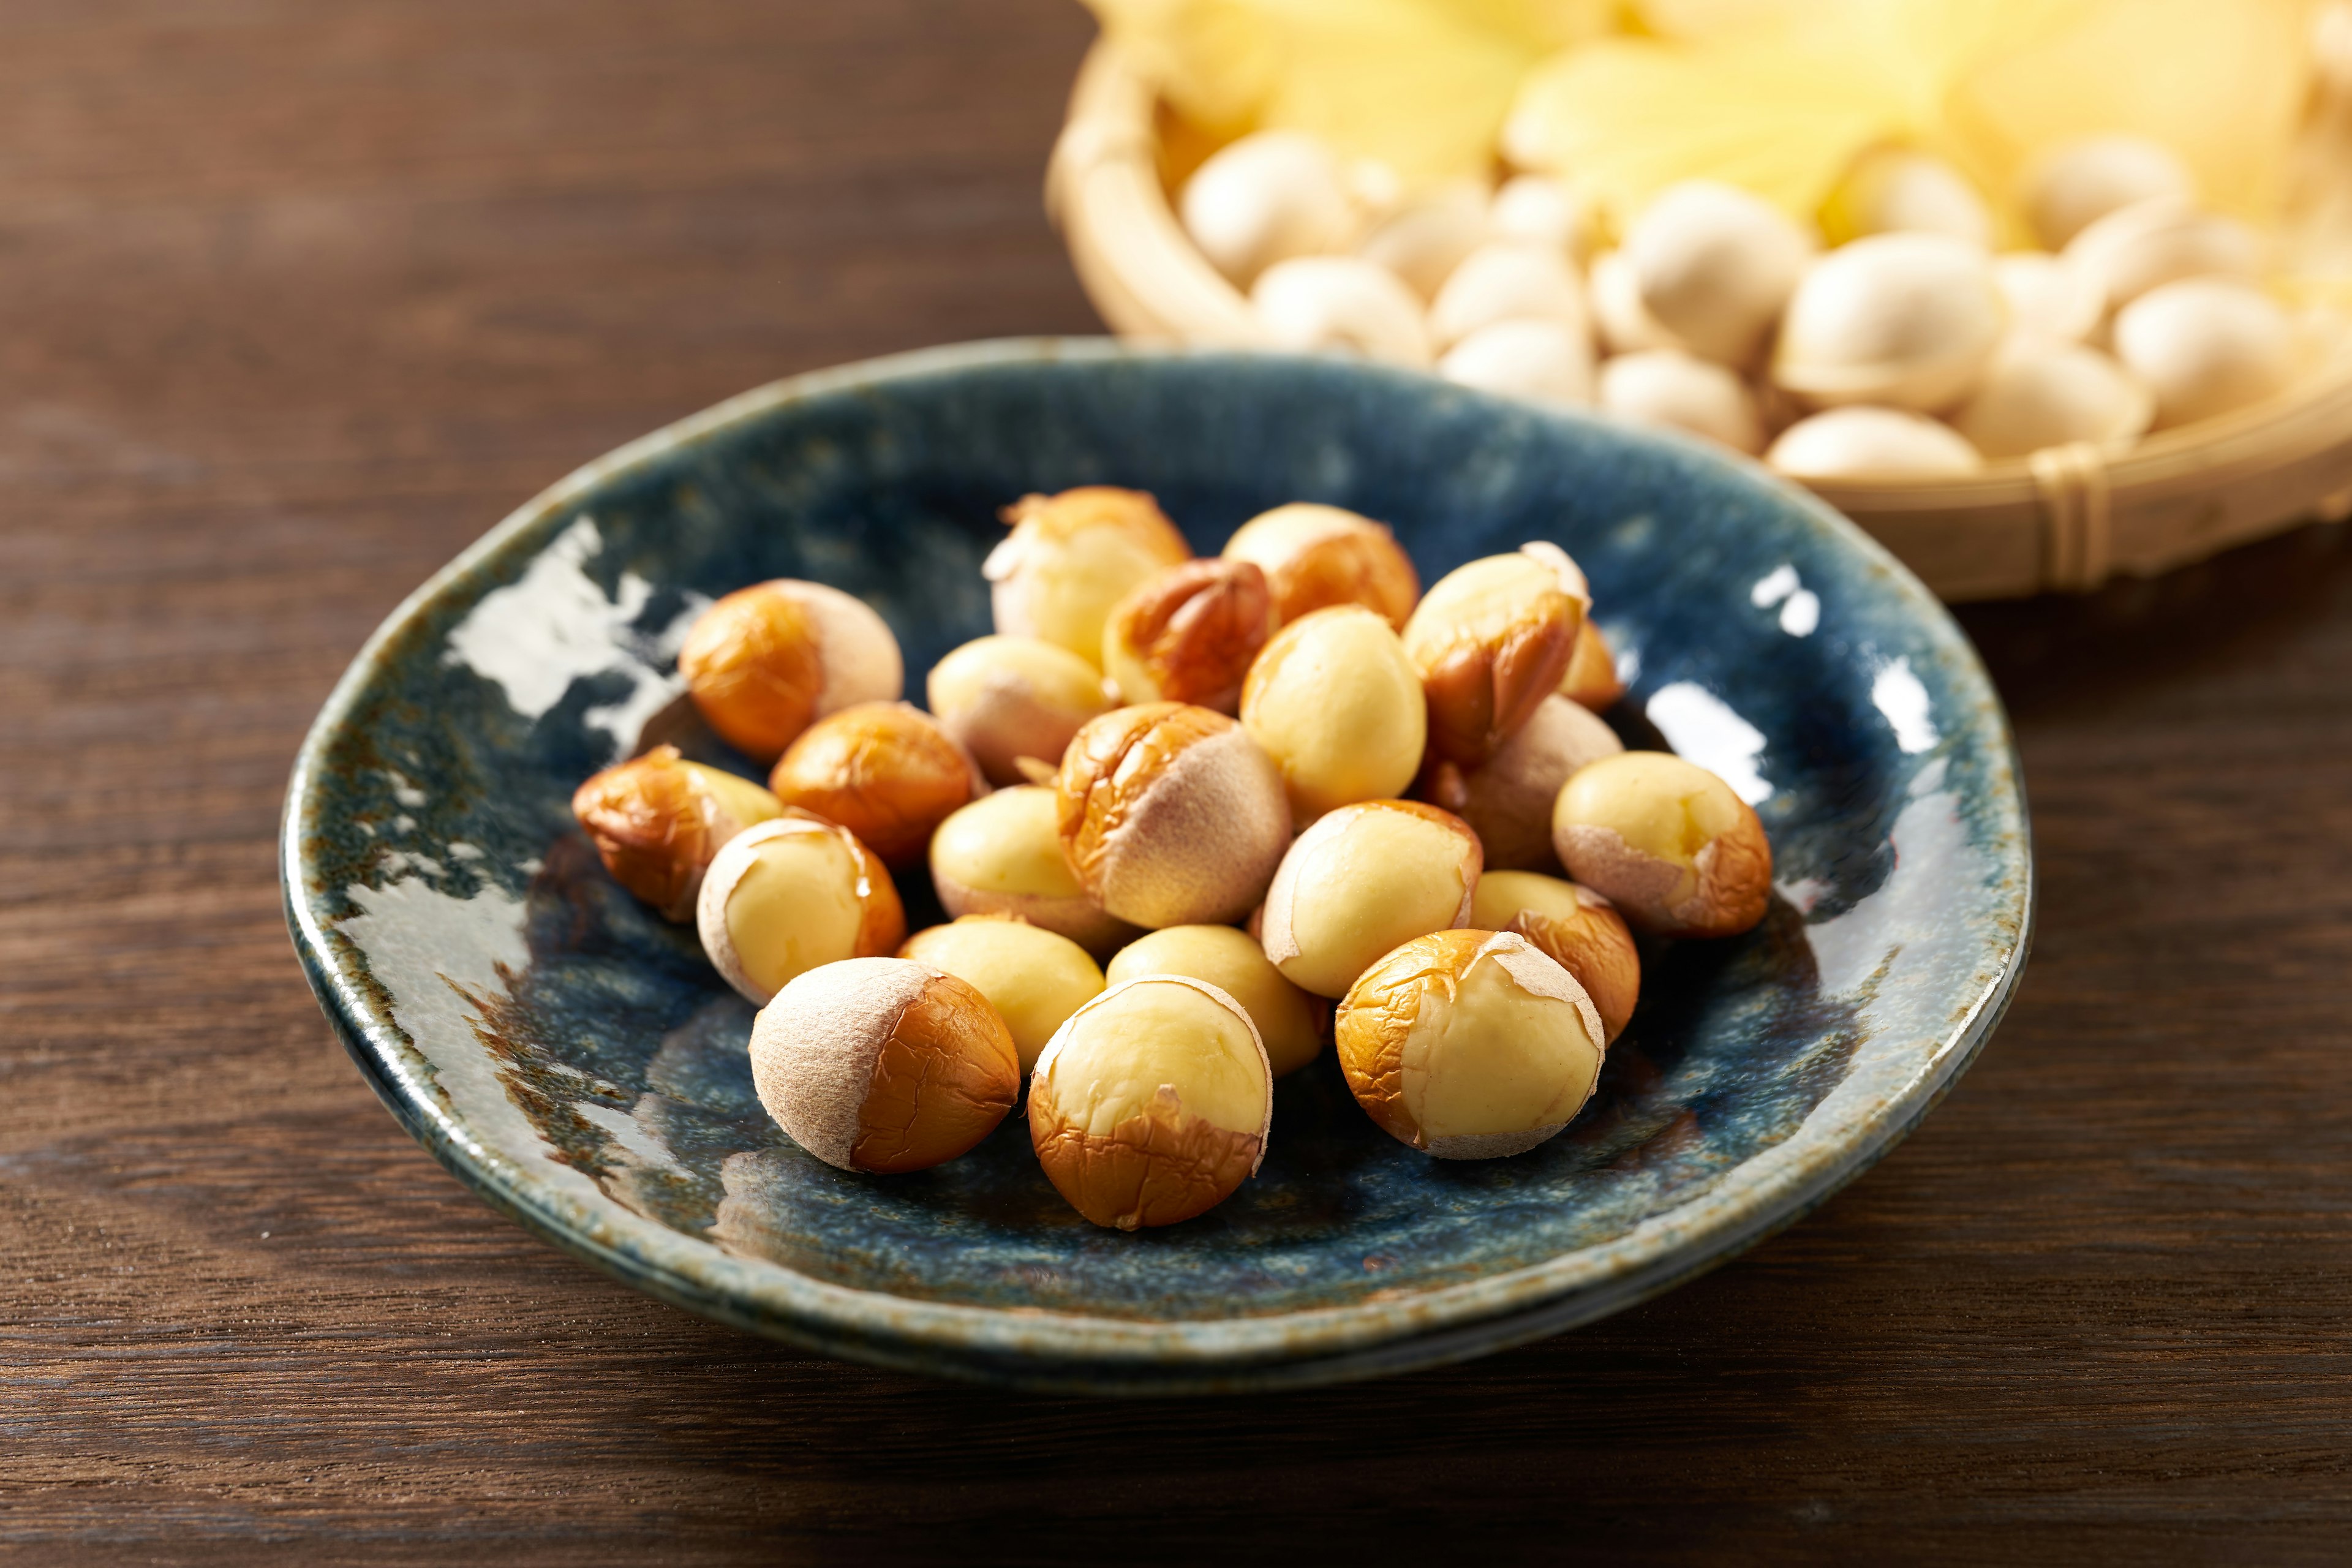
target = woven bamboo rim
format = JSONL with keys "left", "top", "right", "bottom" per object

{"left": 1048, "top": 38, "right": 2352, "bottom": 602}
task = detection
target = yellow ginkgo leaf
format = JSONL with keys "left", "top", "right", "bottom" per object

{"left": 1082, "top": 0, "right": 1283, "bottom": 136}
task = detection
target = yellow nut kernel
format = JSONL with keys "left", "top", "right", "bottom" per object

{"left": 695, "top": 812, "right": 905, "bottom": 1003}
{"left": 899, "top": 916, "right": 1106, "bottom": 1074}
{"left": 1418, "top": 693, "right": 1623, "bottom": 872}
{"left": 751, "top": 957, "right": 1018, "bottom": 1174}
{"left": 767, "top": 701, "right": 984, "bottom": 869}
{"left": 1240, "top": 605, "right": 1428, "bottom": 822}
{"left": 1471, "top": 870, "right": 1640, "bottom": 1042}
{"left": 1336, "top": 928, "right": 1605, "bottom": 1159}
{"left": 925, "top": 635, "right": 1115, "bottom": 788}
{"left": 571, "top": 745, "right": 784, "bottom": 921}
{"left": 1561, "top": 619, "right": 1625, "bottom": 710}
{"left": 1029, "top": 976, "right": 1271, "bottom": 1229}
{"left": 676, "top": 580, "right": 904, "bottom": 761}
{"left": 929, "top": 786, "right": 1139, "bottom": 957}
{"left": 1107, "top": 924, "right": 1325, "bottom": 1077}
{"left": 1055, "top": 703, "right": 1292, "bottom": 929}
{"left": 984, "top": 488, "right": 1193, "bottom": 665}
{"left": 1221, "top": 502, "right": 1420, "bottom": 630}
{"left": 1259, "top": 799, "right": 1482, "bottom": 998}
{"left": 1102, "top": 558, "right": 1276, "bottom": 714}
{"left": 1552, "top": 750, "right": 1773, "bottom": 938}
{"left": 1403, "top": 552, "right": 1583, "bottom": 766}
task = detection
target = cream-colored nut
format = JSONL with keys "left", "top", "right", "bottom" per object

{"left": 1623, "top": 181, "right": 1815, "bottom": 367}
{"left": 929, "top": 786, "right": 1138, "bottom": 957}
{"left": 696, "top": 812, "right": 906, "bottom": 1004}
{"left": 1597, "top": 348, "right": 1766, "bottom": 455}
{"left": 1490, "top": 174, "right": 1588, "bottom": 261}
{"left": 1471, "top": 870, "right": 1640, "bottom": 1042}
{"left": 1438, "top": 318, "right": 1596, "bottom": 406}
{"left": 1102, "top": 558, "right": 1276, "bottom": 714}
{"left": 1765, "top": 407, "right": 1983, "bottom": 481}
{"left": 1055, "top": 703, "right": 1292, "bottom": 929}
{"left": 1773, "top": 233, "right": 2005, "bottom": 413}
{"left": 1107, "top": 924, "right": 1325, "bottom": 1078}
{"left": 1561, "top": 619, "right": 1626, "bottom": 710}
{"left": 676, "top": 580, "right": 904, "bottom": 761}
{"left": 2022, "top": 135, "right": 2194, "bottom": 251}
{"left": 1260, "top": 799, "right": 1482, "bottom": 998}
{"left": 1355, "top": 181, "right": 1492, "bottom": 300}
{"left": 1589, "top": 249, "right": 1683, "bottom": 356}
{"left": 1419, "top": 694, "right": 1623, "bottom": 873}
{"left": 1028, "top": 975, "right": 1272, "bottom": 1229}
{"left": 1240, "top": 605, "right": 1427, "bottom": 821}
{"left": 767, "top": 701, "right": 983, "bottom": 869}
{"left": 571, "top": 745, "right": 784, "bottom": 921}
{"left": 2064, "top": 196, "right": 2264, "bottom": 315}
{"left": 1819, "top": 148, "right": 1992, "bottom": 249}
{"left": 1180, "top": 129, "right": 1357, "bottom": 287}
{"left": 1552, "top": 750, "right": 1771, "bottom": 938}
{"left": 751, "top": 957, "right": 1019, "bottom": 1174}
{"left": 1402, "top": 552, "right": 1582, "bottom": 766}
{"left": 1992, "top": 251, "right": 2103, "bottom": 346}
{"left": 1950, "top": 342, "right": 2154, "bottom": 459}
{"left": 2113, "top": 279, "right": 2296, "bottom": 431}
{"left": 1252, "top": 256, "right": 1434, "bottom": 368}
{"left": 1335, "top": 929, "right": 1604, "bottom": 1159}
{"left": 925, "top": 634, "right": 1116, "bottom": 788}
{"left": 899, "top": 916, "right": 1104, "bottom": 1074}
{"left": 1221, "top": 502, "right": 1420, "bottom": 630}
{"left": 984, "top": 487, "right": 1193, "bottom": 666}
{"left": 1429, "top": 241, "right": 1587, "bottom": 350}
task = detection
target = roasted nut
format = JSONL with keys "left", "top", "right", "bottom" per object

{"left": 984, "top": 488, "right": 1193, "bottom": 666}
{"left": 1106, "top": 924, "right": 1325, "bottom": 1078}
{"left": 1402, "top": 552, "right": 1583, "bottom": 766}
{"left": 1336, "top": 929, "right": 1605, "bottom": 1159}
{"left": 1259, "top": 800, "right": 1482, "bottom": 998}
{"left": 1055, "top": 703, "right": 1292, "bottom": 929}
{"left": 1220, "top": 502, "right": 1420, "bottom": 630}
{"left": 929, "top": 786, "right": 1139, "bottom": 957}
{"left": 1552, "top": 751, "right": 1772, "bottom": 938}
{"left": 1028, "top": 976, "right": 1272, "bottom": 1229}
{"left": 696, "top": 813, "right": 906, "bottom": 1004}
{"left": 925, "top": 635, "right": 1115, "bottom": 788}
{"left": 1240, "top": 605, "right": 1427, "bottom": 821}
{"left": 767, "top": 701, "right": 984, "bottom": 868}
{"left": 676, "top": 580, "right": 904, "bottom": 761}
{"left": 750, "top": 957, "right": 1019, "bottom": 1174}
{"left": 899, "top": 916, "right": 1106, "bottom": 1074}
{"left": 1471, "top": 870, "right": 1640, "bottom": 1042}
{"left": 1419, "top": 693, "right": 1623, "bottom": 872}
{"left": 1561, "top": 620, "right": 1625, "bottom": 710}
{"left": 571, "top": 745, "right": 783, "bottom": 921}
{"left": 1101, "top": 558, "right": 1276, "bottom": 713}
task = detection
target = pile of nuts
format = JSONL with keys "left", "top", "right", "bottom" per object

{"left": 1175, "top": 129, "right": 2331, "bottom": 479}
{"left": 571, "top": 487, "right": 1773, "bottom": 1231}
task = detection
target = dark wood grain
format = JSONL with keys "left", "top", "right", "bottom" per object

{"left": 7, "top": 2, "right": 2352, "bottom": 1562}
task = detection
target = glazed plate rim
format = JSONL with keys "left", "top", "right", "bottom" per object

{"left": 282, "top": 337, "right": 2033, "bottom": 1392}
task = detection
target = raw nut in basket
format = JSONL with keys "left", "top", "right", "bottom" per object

{"left": 1766, "top": 407, "right": 1983, "bottom": 480}
{"left": 1180, "top": 128, "right": 1357, "bottom": 287}
{"left": 1106, "top": 923, "right": 1327, "bottom": 1078}
{"left": 676, "top": 579, "right": 904, "bottom": 762}
{"left": 986, "top": 487, "right": 1193, "bottom": 666}
{"left": 751, "top": 957, "right": 1020, "bottom": 1174}
{"left": 1471, "top": 870, "right": 1641, "bottom": 1043}
{"left": 1221, "top": 502, "right": 1420, "bottom": 629}
{"left": 2114, "top": 279, "right": 2297, "bottom": 430}
{"left": 696, "top": 812, "right": 907, "bottom": 1005}
{"left": 1597, "top": 349, "right": 1766, "bottom": 455}
{"left": 1029, "top": 975, "right": 1272, "bottom": 1230}
{"left": 1403, "top": 551, "right": 1584, "bottom": 766}
{"left": 1240, "top": 604, "right": 1428, "bottom": 822}
{"left": 930, "top": 785, "right": 1140, "bottom": 958}
{"left": 570, "top": 745, "right": 784, "bottom": 922}
{"left": 1553, "top": 750, "right": 1772, "bottom": 938}
{"left": 1336, "top": 929, "right": 1606, "bottom": 1160}
{"left": 1620, "top": 181, "right": 1814, "bottom": 369}
{"left": 1253, "top": 255, "right": 1434, "bottom": 368}
{"left": 1259, "top": 799, "right": 1482, "bottom": 999}
{"left": 927, "top": 633, "right": 1116, "bottom": 788}
{"left": 767, "top": 701, "right": 984, "bottom": 869}
{"left": 2022, "top": 135, "right": 2195, "bottom": 250}
{"left": 899, "top": 915, "right": 1106, "bottom": 1074}
{"left": 1419, "top": 693, "right": 1623, "bottom": 873}
{"left": 1772, "top": 233, "right": 2005, "bottom": 414}
{"left": 1950, "top": 342, "right": 2154, "bottom": 459}
{"left": 1101, "top": 557, "right": 1277, "bottom": 713}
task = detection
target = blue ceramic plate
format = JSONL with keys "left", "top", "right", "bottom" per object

{"left": 283, "top": 340, "right": 2030, "bottom": 1393}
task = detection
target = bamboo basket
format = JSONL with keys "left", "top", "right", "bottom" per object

{"left": 1047, "top": 39, "right": 2352, "bottom": 602}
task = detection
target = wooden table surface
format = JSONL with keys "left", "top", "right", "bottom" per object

{"left": 9, "top": 3, "right": 2352, "bottom": 1562}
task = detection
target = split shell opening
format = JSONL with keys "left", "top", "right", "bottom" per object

{"left": 1219, "top": 502, "right": 1420, "bottom": 630}
{"left": 695, "top": 812, "right": 907, "bottom": 1005}
{"left": 1403, "top": 552, "right": 1583, "bottom": 767}
{"left": 985, "top": 487, "right": 1193, "bottom": 666}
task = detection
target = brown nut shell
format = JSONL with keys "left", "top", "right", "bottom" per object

{"left": 768, "top": 701, "right": 985, "bottom": 868}
{"left": 1403, "top": 552, "right": 1583, "bottom": 767}
{"left": 1335, "top": 928, "right": 1605, "bottom": 1159}
{"left": 677, "top": 580, "right": 905, "bottom": 761}
{"left": 1028, "top": 975, "right": 1272, "bottom": 1230}
{"left": 1417, "top": 693, "right": 1623, "bottom": 872}
{"left": 696, "top": 811, "right": 907, "bottom": 1004}
{"left": 750, "top": 957, "right": 1019, "bottom": 1174}
{"left": 1221, "top": 502, "right": 1421, "bottom": 629}
{"left": 1471, "top": 870, "right": 1640, "bottom": 1042}
{"left": 570, "top": 745, "right": 784, "bottom": 921}
{"left": 1102, "top": 557, "right": 1276, "bottom": 713}
{"left": 1054, "top": 703, "right": 1292, "bottom": 928}
{"left": 1551, "top": 751, "right": 1773, "bottom": 938}
{"left": 984, "top": 488, "right": 1194, "bottom": 663}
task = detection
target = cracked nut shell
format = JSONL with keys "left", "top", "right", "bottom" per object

{"left": 696, "top": 811, "right": 907, "bottom": 1005}
{"left": 1102, "top": 557, "right": 1276, "bottom": 713}
{"left": 1419, "top": 693, "right": 1623, "bottom": 873}
{"left": 571, "top": 745, "right": 784, "bottom": 921}
{"left": 1403, "top": 552, "right": 1583, "bottom": 767}
{"left": 677, "top": 579, "right": 904, "bottom": 761}
{"left": 1220, "top": 503, "right": 1420, "bottom": 630}
{"left": 1552, "top": 750, "right": 1772, "bottom": 938}
{"left": 1259, "top": 799, "right": 1482, "bottom": 999}
{"left": 984, "top": 488, "right": 1192, "bottom": 666}
{"left": 767, "top": 701, "right": 985, "bottom": 869}
{"left": 1471, "top": 870, "right": 1640, "bottom": 1042}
